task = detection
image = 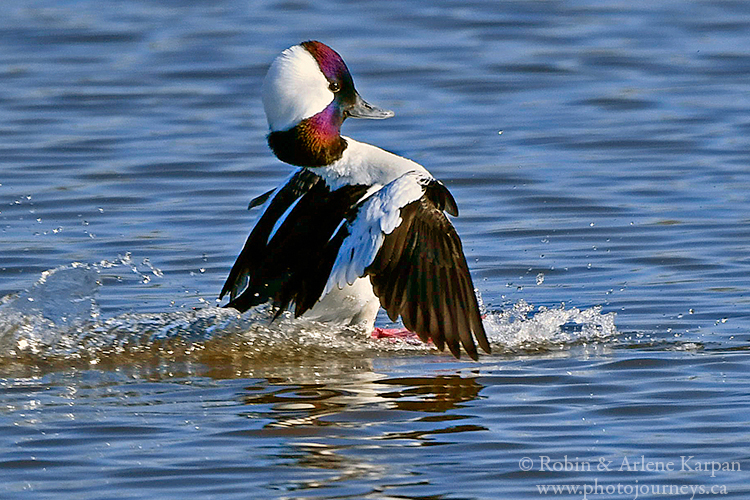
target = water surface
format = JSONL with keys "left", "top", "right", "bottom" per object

{"left": 1, "top": 1, "right": 749, "bottom": 498}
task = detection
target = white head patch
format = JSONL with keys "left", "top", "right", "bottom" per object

{"left": 262, "top": 45, "right": 334, "bottom": 132}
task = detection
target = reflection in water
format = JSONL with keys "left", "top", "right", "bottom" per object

{"left": 376, "top": 375, "right": 485, "bottom": 413}
{"left": 243, "top": 384, "right": 354, "bottom": 428}
{"left": 237, "top": 372, "right": 486, "bottom": 494}
{"left": 240, "top": 374, "right": 485, "bottom": 429}
{"left": 376, "top": 376, "right": 488, "bottom": 445}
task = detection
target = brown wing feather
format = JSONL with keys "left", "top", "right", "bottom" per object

{"left": 366, "top": 196, "right": 490, "bottom": 360}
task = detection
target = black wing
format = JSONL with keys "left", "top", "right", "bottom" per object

{"left": 248, "top": 189, "right": 275, "bottom": 210}
{"left": 365, "top": 181, "right": 490, "bottom": 360}
{"left": 221, "top": 168, "right": 369, "bottom": 316}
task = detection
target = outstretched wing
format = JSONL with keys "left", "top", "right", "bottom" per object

{"left": 221, "top": 168, "right": 369, "bottom": 315}
{"left": 326, "top": 171, "right": 490, "bottom": 360}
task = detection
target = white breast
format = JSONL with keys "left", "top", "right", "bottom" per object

{"left": 318, "top": 137, "right": 430, "bottom": 189}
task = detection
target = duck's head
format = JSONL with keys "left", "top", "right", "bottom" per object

{"left": 262, "top": 41, "right": 393, "bottom": 166}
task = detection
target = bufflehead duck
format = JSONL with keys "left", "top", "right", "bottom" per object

{"left": 220, "top": 41, "right": 490, "bottom": 359}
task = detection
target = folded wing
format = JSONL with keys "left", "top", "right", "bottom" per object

{"left": 221, "top": 168, "right": 369, "bottom": 315}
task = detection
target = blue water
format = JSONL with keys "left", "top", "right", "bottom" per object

{"left": 1, "top": 1, "right": 750, "bottom": 498}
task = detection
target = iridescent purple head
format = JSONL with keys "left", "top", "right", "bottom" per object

{"left": 300, "top": 41, "right": 353, "bottom": 93}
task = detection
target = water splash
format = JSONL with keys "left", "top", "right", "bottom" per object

{"left": 0, "top": 262, "right": 100, "bottom": 356}
{"left": 483, "top": 300, "right": 617, "bottom": 353}
{"left": 0, "top": 261, "right": 619, "bottom": 368}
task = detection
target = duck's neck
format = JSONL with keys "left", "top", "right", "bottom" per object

{"left": 267, "top": 106, "right": 347, "bottom": 167}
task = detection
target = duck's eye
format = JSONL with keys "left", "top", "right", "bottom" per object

{"left": 329, "top": 81, "right": 341, "bottom": 93}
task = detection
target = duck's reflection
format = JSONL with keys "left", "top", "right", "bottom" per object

{"left": 373, "top": 375, "right": 488, "bottom": 444}
{"left": 375, "top": 375, "right": 485, "bottom": 413}
{"left": 236, "top": 364, "right": 487, "bottom": 493}
{"left": 240, "top": 373, "right": 485, "bottom": 427}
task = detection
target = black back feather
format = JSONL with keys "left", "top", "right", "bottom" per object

{"left": 221, "top": 169, "right": 368, "bottom": 316}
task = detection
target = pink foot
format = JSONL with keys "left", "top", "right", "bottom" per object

{"left": 371, "top": 327, "right": 417, "bottom": 339}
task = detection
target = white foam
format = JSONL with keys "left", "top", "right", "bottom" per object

{"left": 483, "top": 299, "right": 618, "bottom": 353}
{"left": 0, "top": 262, "right": 618, "bottom": 365}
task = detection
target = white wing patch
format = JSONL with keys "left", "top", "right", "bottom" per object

{"left": 267, "top": 194, "right": 303, "bottom": 244}
{"left": 324, "top": 170, "right": 431, "bottom": 295}
{"left": 256, "top": 169, "right": 300, "bottom": 219}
